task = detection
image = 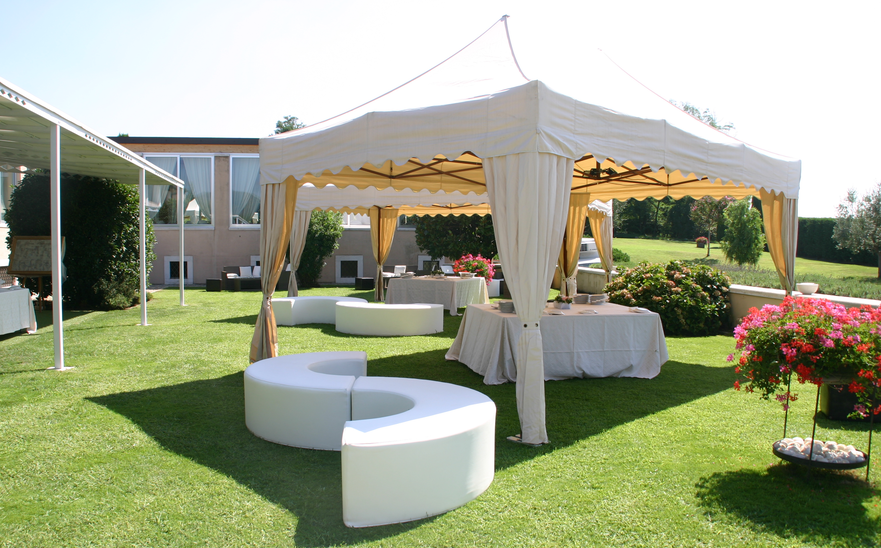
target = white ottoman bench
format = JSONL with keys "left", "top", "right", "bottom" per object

{"left": 272, "top": 296, "right": 368, "bottom": 326}
{"left": 243, "top": 351, "right": 367, "bottom": 451}
{"left": 342, "top": 376, "right": 496, "bottom": 528}
{"left": 334, "top": 302, "right": 444, "bottom": 336}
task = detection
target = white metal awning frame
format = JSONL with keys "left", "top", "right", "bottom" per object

{"left": 0, "top": 77, "right": 187, "bottom": 370}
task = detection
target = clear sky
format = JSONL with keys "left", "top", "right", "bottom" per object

{"left": 4, "top": 0, "right": 878, "bottom": 218}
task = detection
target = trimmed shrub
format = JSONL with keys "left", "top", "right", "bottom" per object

{"left": 798, "top": 218, "right": 876, "bottom": 266}
{"left": 612, "top": 247, "right": 630, "bottom": 263}
{"left": 604, "top": 260, "right": 731, "bottom": 336}
{"left": 4, "top": 172, "right": 154, "bottom": 310}
{"left": 297, "top": 210, "right": 343, "bottom": 287}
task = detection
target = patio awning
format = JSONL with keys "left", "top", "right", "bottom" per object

{"left": 0, "top": 76, "right": 185, "bottom": 370}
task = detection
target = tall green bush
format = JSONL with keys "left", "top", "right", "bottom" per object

{"left": 721, "top": 199, "right": 765, "bottom": 266}
{"left": 297, "top": 210, "right": 343, "bottom": 287}
{"left": 414, "top": 214, "right": 496, "bottom": 260}
{"left": 604, "top": 260, "right": 731, "bottom": 336}
{"left": 4, "top": 172, "right": 154, "bottom": 310}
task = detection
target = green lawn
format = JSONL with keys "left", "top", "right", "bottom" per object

{"left": 1, "top": 287, "right": 879, "bottom": 547}
{"left": 612, "top": 238, "right": 881, "bottom": 300}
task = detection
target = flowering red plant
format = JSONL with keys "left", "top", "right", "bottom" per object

{"left": 452, "top": 254, "right": 494, "bottom": 284}
{"left": 730, "top": 296, "right": 881, "bottom": 417}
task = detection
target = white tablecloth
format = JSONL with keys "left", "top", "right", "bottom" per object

{"left": 0, "top": 286, "right": 37, "bottom": 336}
{"left": 385, "top": 276, "right": 489, "bottom": 316}
{"left": 446, "top": 302, "right": 668, "bottom": 384}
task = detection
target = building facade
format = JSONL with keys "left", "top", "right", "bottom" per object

{"left": 111, "top": 137, "right": 424, "bottom": 286}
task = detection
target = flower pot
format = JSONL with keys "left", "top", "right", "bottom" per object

{"left": 696, "top": 242, "right": 705, "bottom": 248}
{"left": 820, "top": 382, "right": 868, "bottom": 421}
{"left": 553, "top": 302, "right": 570, "bottom": 309}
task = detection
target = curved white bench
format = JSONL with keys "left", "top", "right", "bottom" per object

{"left": 243, "top": 351, "right": 497, "bottom": 528}
{"left": 272, "top": 296, "right": 368, "bottom": 326}
{"left": 342, "top": 376, "right": 496, "bottom": 528}
{"left": 244, "top": 351, "right": 367, "bottom": 450}
{"left": 335, "top": 302, "right": 444, "bottom": 336}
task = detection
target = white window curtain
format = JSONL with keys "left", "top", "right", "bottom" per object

{"left": 144, "top": 156, "right": 177, "bottom": 223}
{"left": 231, "top": 157, "right": 261, "bottom": 225}
{"left": 181, "top": 157, "right": 212, "bottom": 224}
{"left": 484, "top": 152, "right": 573, "bottom": 446}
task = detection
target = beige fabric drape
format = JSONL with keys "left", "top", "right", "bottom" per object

{"left": 760, "top": 189, "right": 798, "bottom": 293}
{"left": 369, "top": 206, "right": 399, "bottom": 301}
{"left": 250, "top": 177, "right": 298, "bottom": 363}
{"left": 484, "top": 152, "right": 573, "bottom": 446}
{"left": 588, "top": 201, "right": 614, "bottom": 282}
{"left": 558, "top": 193, "right": 591, "bottom": 297}
{"left": 287, "top": 210, "right": 312, "bottom": 296}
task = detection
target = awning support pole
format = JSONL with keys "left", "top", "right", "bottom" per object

{"left": 49, "top": 123, "right": 67, "bottom": 370}
{"left": 139, "top": 168, "right": 149, "bottom": 326}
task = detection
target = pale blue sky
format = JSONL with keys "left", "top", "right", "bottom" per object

{"left": 4, "top": 0, "right": 878, "bottom": 217}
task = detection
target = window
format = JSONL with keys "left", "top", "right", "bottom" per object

{"left": 230, "top": 156, "right": 260, "bottom": 226}
{"left": 145, "top": 155, "right": 214, "bottom": 226}
{"left": 335, "top": 255, "right": 363, "bottom": 284}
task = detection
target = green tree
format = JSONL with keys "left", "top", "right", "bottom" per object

{"left": 297, "top": 210, "right": 343, "bottom": 287}
{"left": 274, "top": 115, "right": 305, "bottom": 134}
{"left": 690, "top": 196, "right": 734, "bottom": 256}
{"left": 661, "top": 196, "right": 699, "bottom": 240}
{"left": 4, "top": 172, "right": 155, "bottom": 310}
{"left": 670, "top": 100, "right": 735, "bottom": 132}
{"left": 833, "top": 182, "right": 881, "bottom": 278}
{"left": 414, "top": 214, "right": 496, "bottom": 261}
{"left": 721, "top": 198, "right": 765, "bottom": 266}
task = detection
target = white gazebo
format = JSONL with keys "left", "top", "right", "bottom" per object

{"left": 0, "top": 77, "right": 185, "bottom": 370}
{"left": 254, "top": 16, "right": 801, "bottom": 445}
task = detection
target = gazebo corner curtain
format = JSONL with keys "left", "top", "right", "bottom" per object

{"left": 287, "top": 210, "right": 312, "bottom": 296}
{"left": 760, "top": 189, "right": 798, "bottom": 293}
{"left": 484, "top": 152, "right": 574, "bottom": 446}
{"left": 250, "top": 176, "right": 298, "bottom": 363}
{"left": 558, "top": 193, "right": 591, "bottom": 297}
{"left": 587, "top": 201, "right": 614, "bottom": 281}
{"left": 369, "top": 206, "right": 399, "bottom": 301}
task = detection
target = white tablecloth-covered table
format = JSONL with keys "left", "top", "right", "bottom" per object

{"left": 0, "top": 286, "right": 37, "bottom": 336}
{"left": 385, "top": 276, "right": 489, "bottom": 316}
{"left": 446, "top": 302, "right": 668, "bottom": 384}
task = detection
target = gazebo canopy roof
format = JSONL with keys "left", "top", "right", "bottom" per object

{"left": 260, "top": 17, "right": 800, "bottom": 203}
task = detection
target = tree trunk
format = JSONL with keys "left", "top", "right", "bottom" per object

{"left": 877, "top": 252, "right": 881, "bottom": 279}
{"left": 706, "top": 232, "right": 711, "bottom": 258}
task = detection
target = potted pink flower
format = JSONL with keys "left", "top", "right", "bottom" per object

{"left": 730, "top": 296, "right": 881, "bottom": 419}
{"left": 695, "top": 236, "right": 708, "bottom": 248}
{"left": 452, "top": 254, "right": 494, "bottom": 285}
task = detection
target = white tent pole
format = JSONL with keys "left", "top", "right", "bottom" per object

{"left": 139, "top": 168, "right": 148, "bottom": 326}
{"left": 178, "top": 185, "right": 185, "bottom": 306}
{"left": 49, "top": 124, "right": 67, "bottom": 370}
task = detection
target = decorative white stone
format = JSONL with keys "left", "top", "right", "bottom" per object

{"left": 776, "top": 437, "right": 865, "bottom": 463}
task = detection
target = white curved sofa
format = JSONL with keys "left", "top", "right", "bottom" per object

{"left": 244, "top": 351, "right": 367, "bottom": 451}
{"left": 335, "top": 302, "right": 444, "bottom": 336}
{"left": 243, "top": 351, "right": 496, "bottom": 528}
{"left": 272, "top": 296, "right": 368, "bottom": 326}
{"left": 342, "top": 376, "right": 496, "bottom": 528}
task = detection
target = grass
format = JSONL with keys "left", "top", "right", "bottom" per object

{"left": 1, "top": 287, "right": 880, "bottom": 547}
{"left": 612, "top": 238, "right": 881, "bottom": 300}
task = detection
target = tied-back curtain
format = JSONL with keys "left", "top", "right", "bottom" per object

{"left": 588, "top": 201, "right": 614, "bottom": 282}
{"left": 231, "top": 157, "right": 261, "bottom": 225}
{"left": 287, "top": 210, "right": 312, "bottom": 296}
{"left": 250, "top": 177, "right": 298, "bottom": 363}
{"left": 181, "top": 157, "right": 212, "bottom": 224}
{"left": 144, "top": 157, "right": 176, "bottom": 221}
{"left": 369, "top": 206, "right": 399, "bottom": 301}
{"left": 558, "top": 193, "right": 591, "bottom": 297}
{"left": 484, "top": 152, "right": 573, "bottom": 446}
{"left": 760, "top": 189, "right": 798, "bottom": 293}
